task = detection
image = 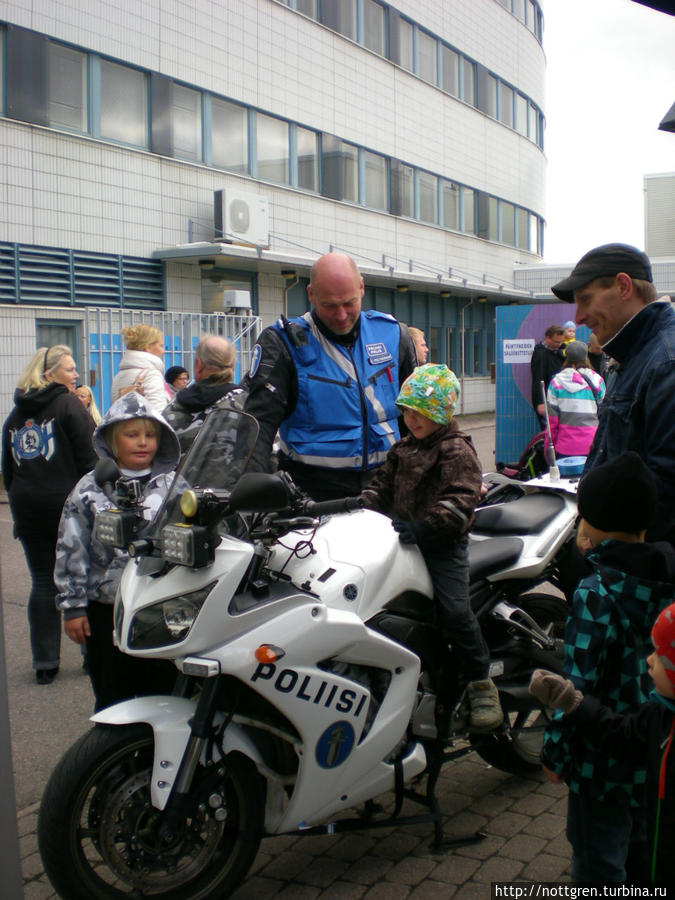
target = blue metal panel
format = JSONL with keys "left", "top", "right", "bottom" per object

{"left": 495, "top": 304, "right": 587, "bottom": 466}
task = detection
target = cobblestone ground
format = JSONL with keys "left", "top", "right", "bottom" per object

{"left": 21, "top": 745, "right": 571, "bottom": 899}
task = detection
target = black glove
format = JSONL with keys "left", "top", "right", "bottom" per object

{"left": 392, "top": 519, "right": 432, "bottom": 545}
{"left": 529, "top": 669, "right": 583, "bottom": 715}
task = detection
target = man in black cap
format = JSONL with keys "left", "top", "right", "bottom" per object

{"left": 552, "top": 243, "right": 675, "bottom": 544}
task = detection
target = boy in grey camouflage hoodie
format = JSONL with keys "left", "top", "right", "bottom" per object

{"left": 55, "top": 392, "right": 180, "bottom": 710}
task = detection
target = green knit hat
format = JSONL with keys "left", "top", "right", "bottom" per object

{"left": 396, "top": 363, "right": 460, "bottom": 425}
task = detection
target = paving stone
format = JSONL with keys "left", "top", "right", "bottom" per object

{"left": 383, "top": 854, "right": 437, "bottom": 885}
{"left": 22, "top": 879, "right": 57, "bottom": 900}
{"left": 510, "top": 793, "right": 556, "bottom": 816}
{"left": 22, "top": 852, "right": 47, "bottom": 880}
{"left": 276, "top": 883, "right": 321, "bottom": 899}
{"left": 296, "top": 857, "right": 350, "bottom": 888}
{"left": 230, "top": 875, "right": 285, "bottom": 899}
{"left": 486, "top": 810, "right": 530, "bottom": 837}
{"left": 259, "top": 849, "right": 318, "bottom": 880}
{"left": 371, "top": 831, "right": 422, "bottom": 860}
{"left": 522, "top": 852, "right": 571, "bottom": 882}
{"left": 499, "top": 833, "right": 547, "bottom": 862}
{"left": 318, "top": 881, "right": 368, "bottom": 900}
{"left": 19, "top": 831, "right": 39, "bottom": 857}
{"left": 343, "top": 855, "right": 395, "bottom": 885}
{"left": 409, "top": 879, "right": 458, "bottom": 898}
{"left": 470, "top": 855, "right": 524, "bottom": 883}
{"left": 427, "top": 853, "right": 481, "bottom": 884}
{"left": 325, "top": 834, "right": 377, "bottom": 862}
{"left": 468, "top": 792, "right": 512, "bottom": 817}
{"left": 262, "top": 834, "right": 302, "bottom": 854}
{"left": 362, "top": 883, "right": 411, "bottom": 900}
{"left": 545, "top": 830, "right": 572, "bottom": 858}
{"left": 455, "top": 833, "right": 507, "bottom": 861}
{"left": 522, "top": 812, "right": 566, "bottom": 839}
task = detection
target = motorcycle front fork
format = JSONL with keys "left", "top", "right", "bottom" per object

{"left": 156, "top": 676, "right": 222, "bottom": 838}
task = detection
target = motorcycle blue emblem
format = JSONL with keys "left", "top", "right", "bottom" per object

{"left": 315, "top": 721, "right": 354, "bottom": 769}
{"left": 11, "top": 418, "right": 56, "bottom": 464}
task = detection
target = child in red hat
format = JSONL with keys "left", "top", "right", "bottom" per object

{"left": 530, "top": 601, "right": 675, "bottom": 888}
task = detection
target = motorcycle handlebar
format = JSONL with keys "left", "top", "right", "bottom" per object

{"left": 302, "top": 496, "right": 364, "bottom": 518}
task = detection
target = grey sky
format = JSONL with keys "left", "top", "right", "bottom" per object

{"left": 541, "top": 0, "right": 675, "bottom": 263}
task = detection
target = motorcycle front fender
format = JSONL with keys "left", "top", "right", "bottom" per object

{"left": 91, "top": 694, "right": 265, "bottom": 810}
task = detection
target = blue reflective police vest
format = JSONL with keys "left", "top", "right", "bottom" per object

{"left": 273, "top": 311, "right": 402, "bottom": 470}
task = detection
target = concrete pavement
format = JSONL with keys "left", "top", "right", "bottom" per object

{"left": 2, "top": 415, "right": 576, "bottom": 898}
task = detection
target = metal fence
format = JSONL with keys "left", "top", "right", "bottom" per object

{"left": 84, "top": 309, "right": 262, "bottom": 413}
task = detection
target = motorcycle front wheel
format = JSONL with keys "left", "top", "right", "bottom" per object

{"left": 474, "top": 592, "right": 566, "bottom": 776}
{"left": 38, "top": 723, "right": 264, "bottom": 900}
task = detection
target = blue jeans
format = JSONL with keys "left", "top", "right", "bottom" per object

{"left": 423, "top": 541, "right": 489, "bottom": 683}
{"left": 567, "top": 788, "right": 648, "bottom": 885}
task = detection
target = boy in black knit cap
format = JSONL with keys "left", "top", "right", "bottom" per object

{"left": 538, "top": 451, "right": 675, "bottom": 886}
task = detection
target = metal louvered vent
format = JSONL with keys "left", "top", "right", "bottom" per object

{"left": 0, "top": 242, "right": 164, "bottom": 308}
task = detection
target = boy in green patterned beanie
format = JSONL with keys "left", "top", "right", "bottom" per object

{"left": 361, "top": 363, "right": 502, "bottom": 732}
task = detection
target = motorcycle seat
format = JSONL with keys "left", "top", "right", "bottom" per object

{"left": 468, "top": 536, "right": 524, "bottom": 578}
{"left": 472, "top": 493, "right": 565, "bottom": 536}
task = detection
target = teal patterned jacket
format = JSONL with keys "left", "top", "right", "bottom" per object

{"left": 541, "top": 539, "right": 675, "bottom": 803}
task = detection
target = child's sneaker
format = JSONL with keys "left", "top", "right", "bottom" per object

{"left": 467, "top": 679, "right": 503, "bottom": 731}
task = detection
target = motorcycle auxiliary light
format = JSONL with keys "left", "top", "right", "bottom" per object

{"left": 161, "top": 522, "right": 212, "bottom": 568}
{"left": 128, "top": 583, "right": 216, "bottom": 649}
{"left": 94, "top": 508, "right": 143, "bottom": 549}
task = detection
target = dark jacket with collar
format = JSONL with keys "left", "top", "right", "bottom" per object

{"left": 163, "top": 379, "right": 245, "bottom": 455}
{"left": 583, "top": 300, "right": 675, "bottom": 544}
{"left": 360, "top": 419, "right": 483, "bottom": 549}
{"left": 542, "top": 539, "right": 675, "bottom": 805}
{"left": 530, "top": 341, "right": 563, "bottom": 410}
{"left": 2, "top": 383, "right": 96, "bottom": 533}
{"left": 568, "top": 695, "right": 675, "bottom": 887}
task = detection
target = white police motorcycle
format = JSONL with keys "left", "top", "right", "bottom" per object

{"left": 38, "top": 403, "right": 576, "bottom": 900}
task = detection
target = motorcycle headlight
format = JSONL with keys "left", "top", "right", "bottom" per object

{"left": 95, "top": 508, "right": 144, "bottom": 549}
{"left": 128, "top": 583, "right": 216, "bottom": 650}
{"left": 161, "top": 523, "right": 213, "bottom": 568}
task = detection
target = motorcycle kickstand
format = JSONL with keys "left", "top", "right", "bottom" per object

{"left": 425, "top": 740, "right": 486, "bottom": 852}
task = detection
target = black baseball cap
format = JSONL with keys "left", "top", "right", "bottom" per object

{"left": 552, "top": 243, "right": 653, "bottom": 302}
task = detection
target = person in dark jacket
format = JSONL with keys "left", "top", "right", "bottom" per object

{"left": 530, "top": 600, "right": 675, "bottom": 888}
{"left": 539, "top": 451, "right": 675, "bottom": 886}
{"left": 360, "top": 364, "right": 502, "bottom": 732}
{"left": 243, "top": 252, "right": 416, "bottom": 501}
{"left": 530, "top": 324, "right": 564, "bottom": 428}
{"left": 552, "top": 243, "right": 675, "bottom": 545}
{"left": 163, "top": 335, "right": 245, "bottom": 456}
{"left": 1, "top": 346, "right": 96, "bottom": 683}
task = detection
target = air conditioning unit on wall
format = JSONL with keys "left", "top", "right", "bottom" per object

{"left": 214, "top": 190, "right": 269, "bottom": 247}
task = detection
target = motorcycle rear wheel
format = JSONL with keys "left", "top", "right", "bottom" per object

{"left": 474, "top": 592, "right": 566, "bottom": 776}
{"left": 38, "top": 723, "right": 264, "bottom": 899}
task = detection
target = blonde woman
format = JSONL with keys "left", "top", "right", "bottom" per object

{"left": 110, "top": 324, "right": 170, "bottom": 412}
{"left": 74, "top": 384, "right": 103, "bottom": 426}
{"left": 1, "top": 346, "right": 97, "bottom": 683}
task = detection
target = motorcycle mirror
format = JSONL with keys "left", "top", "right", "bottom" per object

{"left": 229, "top": 472, "right": 291, "bottom": 512}
{"left": 94, "top": 458, "right": 121, "bottom": 501}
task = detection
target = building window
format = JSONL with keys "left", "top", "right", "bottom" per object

{"left": 417, "top": 28, "right": 437, "bottom": 85}
{"left": 501, "top": 201, "right": 515, "bottom": 245}
{"left": 461, "top": 58, "right": 475, "bottom": 105}
{"left": 391, "top": 160, "right": 414, "bottom": 217}
{"left": 529, "top": 213, "right": 540, "bottom": 254}
{"left": 296, "top": 0, "right": 318, "bottom": 16}
{"left": 477, "top": 67, "right": 497, "bottom": 118}
{"left": 515, "top": 92, "right": 528, "bottom": 136}
{"left": 418, "top": 171, "right": 438, "bottom": 224}
{"left": 398, "top": 17, "right": 413, "bottom": 72}
{"left": 49, "top": 43, "right": 86, "bottom": 131}
{"left": 441, "top": 180, "right": 460, "bottom": 230}
{"left": 441, "top": 45, "right": 458, "bottom": 97}
{"left": 100, "top": 60, "right": 148, "bottom": 147}
{"left": 516, "top": 207, "right": 529, "bottom": 250}
{"left": 172, "top": 83, "right": 202, "bottom": 161}
{"left": 321, "top": 0, "right": 356, "bottom": 40}
{"left": 211, "top": 97, "right": 248, "bottom": 174}
{"left": 364, "top": 150, "right": 388, "bottom": 210}
{"left": 297, "top": 126, "right": 318, "bottom": 191}
{"left": 499, "top": 83, "right": 514, "bottom": 128}
{"left": 257, "top": 113, "right": 290, "bottom": 184}
{"left": 363, "top": 0, "right": 386, "bottom": 56}
{"left": 322, "top": 135, "right": 358, "bottom": 202}
{"left": 461, "top": 187, "right": 475, "bottom": 234}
